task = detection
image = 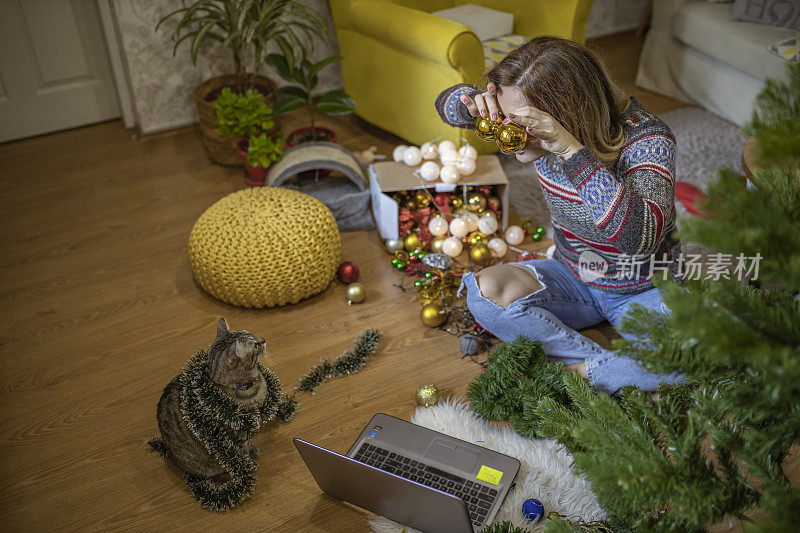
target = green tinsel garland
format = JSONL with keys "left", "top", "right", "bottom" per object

{"left": 149, "top": 328, "right": 382, "bottom": 511}
{"left": 295, "top": 328, "right": 383, "bottom": 394}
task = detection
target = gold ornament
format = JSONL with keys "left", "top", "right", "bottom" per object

{"left": 430, "top": 236, "right": 446, "bottom": 254}
{"left": 469, "top": 243, "right": 491, "bottom": 265}
{"left": 394, "top": 250, "right": 410, "bottom": 262}
{"left": 451, "top": 197, "right": 464, "bottom": 209}
{"left": 420, "top": 303, "right": 446, "bottom": 328}
{"left": 487, "top": 195, "right": 501, "bottom": 212}
{"left": 475, "top": 116, "right": 500, "bottom": 142}
{"left": 414, "top": 191, "right": 430, "bottom": 207}
{"left": 404, "top": 233, "right": 422, "bottom": 251}
{"left": 405, "top": 199, "right": 419, "bottom": 211}
{"left": 467, "top": 231, "right": 487, "bottom": 246}
{"left": 345, "top": 282, "right": 365, "bottom": 304}
{"left": 467, "top": 193, "right": 487, "bottom": 212}
{"left": 453, "top": 207, "right": 469, "bottom": 217}
{"left": 416, "top": 383, "right": 440, "bottom": 407}
{"left": 496, "top": 122, "right": 528, "bottom": 153}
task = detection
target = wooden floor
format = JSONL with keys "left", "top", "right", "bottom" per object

{"left": 0, "top": 33, "right": 688, "bottom": 531}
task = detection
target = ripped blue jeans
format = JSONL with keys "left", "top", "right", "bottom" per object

{"left": 459, "top": 258, "right": 684, "bottom": 395}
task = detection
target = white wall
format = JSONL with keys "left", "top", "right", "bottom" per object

{"left": 112, "top": 0, "right": 647, "bottom": 134}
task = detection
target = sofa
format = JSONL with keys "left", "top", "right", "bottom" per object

{"left": 636, "top": 0, "right": 796, "bottom": 126}
{"left": 329, "top": 0, "right": 593, "bottom": 152}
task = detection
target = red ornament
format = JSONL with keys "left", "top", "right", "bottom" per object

{"left": 337, "top": 261, "right": 359, "bottom": 283}
{"left": 433, "top": 193, "right": 451, "bottom": 207}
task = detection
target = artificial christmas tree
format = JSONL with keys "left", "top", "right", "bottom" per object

{"left": 469, "top": 62, "right": 800, "bottom": 532}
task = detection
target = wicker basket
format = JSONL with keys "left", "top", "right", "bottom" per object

{"left": 188, "top": 187, "right": 341, "bottom": 308}
{"left": 194, "top": 74, "right": 278, "bottom": 166}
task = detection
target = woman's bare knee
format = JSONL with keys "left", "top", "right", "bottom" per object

{"left": 475, "top": 264, "right": 543, "bottom": 308}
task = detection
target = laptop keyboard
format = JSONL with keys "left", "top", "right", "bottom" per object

{"left": 353, "top": 442, "right": 498, "bottom": 529}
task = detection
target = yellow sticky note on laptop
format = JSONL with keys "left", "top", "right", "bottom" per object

{"left": 476, "top": 465, "right": 503, "bottom": 485}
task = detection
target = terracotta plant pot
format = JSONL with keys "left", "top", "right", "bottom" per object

{"left": 194, "top": 74, "right": 277, "bottom": 166}
{"left": 286, "top": 127, "right": 338, "bottom": 179}
{"left": 236, "top": 139, "right": 270, "bottom": 186}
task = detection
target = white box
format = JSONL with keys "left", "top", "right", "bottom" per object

{"left": 369, "top": 155, "right": 510, "bottom": 241}
{"left": 433, "top": 4, "right": 514, "bottom": 41}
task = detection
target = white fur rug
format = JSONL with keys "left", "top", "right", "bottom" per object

{"left": 368, "top": 398, "right": 605, "bottom": 532}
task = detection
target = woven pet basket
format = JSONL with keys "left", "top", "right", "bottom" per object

{"left": 189, "top": 188, "right": 341, "bottom": 308}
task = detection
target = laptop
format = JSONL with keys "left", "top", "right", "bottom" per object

{"left": 294, "top": 413, "right": 520, "bottom": 532}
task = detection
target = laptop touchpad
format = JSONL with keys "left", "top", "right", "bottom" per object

{"left": 424, "top": 438, "right": 478, "bottom": 471}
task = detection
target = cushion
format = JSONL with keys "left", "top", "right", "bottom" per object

{"left": 731, "top": 0, "right": 800, "bottom": 29}
{"left": 673, "top": 1, "right": 796, "bottom": 82}
{"left": 188, "top": 187, "right": 341, "bottom": 308}
{"left": 482, "top": 34, "right": 527, "bottom": 67}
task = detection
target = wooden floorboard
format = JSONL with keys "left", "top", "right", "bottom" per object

{"left": 0, "top": 33, "right": 696, "bottom": 531}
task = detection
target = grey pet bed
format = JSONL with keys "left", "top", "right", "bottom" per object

{"left": 266, "top": 142, "right": 375, "bottom": 232}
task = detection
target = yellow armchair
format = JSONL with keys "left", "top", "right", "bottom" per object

{"left": 330, "top": 0, "right": 593, "bottom": 153}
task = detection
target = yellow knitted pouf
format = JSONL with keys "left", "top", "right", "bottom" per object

{"left": 189, "top": 187, "right": 341, "bottom": 308}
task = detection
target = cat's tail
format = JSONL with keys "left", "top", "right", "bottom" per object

{"left": 184, "top": 472, "right": 256, "bottom": 512}
{"left": 148, "top": 436, "right": 167, "bottom": 457}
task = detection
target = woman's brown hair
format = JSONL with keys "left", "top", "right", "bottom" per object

{"left": 486, "top": 36, "right": 629, "bottom": 165}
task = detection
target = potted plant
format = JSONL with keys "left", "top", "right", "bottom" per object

{"left": 236, "top": 133, "right": 285, "bottom": 186}
{"left": 214, "top": 87, "right": 285, "bottom": 186}
{"left": 157, "top": 0, "right": 326, "bottom": 165}
{"left": 266, "top": 40, "right": 357, "bottom": 146}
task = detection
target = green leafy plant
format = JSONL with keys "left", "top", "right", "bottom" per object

{"left": 266, "top": 39, "right": 356, "bottom": 141}
{"left": 213, "top": 87, "right": 275, "bottom": 139}
{"left": 246, "top": 133, "right": 284, "bottom": 168}
{"left": 156, "top": 0, "right": 328, "bottom": 92}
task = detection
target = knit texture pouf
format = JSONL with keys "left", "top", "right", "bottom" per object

{"left": 189, "top": 187, "right": 341, "bottom": 308}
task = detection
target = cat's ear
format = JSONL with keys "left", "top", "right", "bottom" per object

{"left": 217, "top": 317, "right": 230, "bottom": 340}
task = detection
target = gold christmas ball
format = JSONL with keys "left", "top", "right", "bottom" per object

{"left": 416, "top": 383, "right": 440, "bottom": 407}
{"left": 430, "top": 236, "right": 446, "bottom": 254}
{"left": 414, "top": 191, "right": 430, "bottom": 207}
{"left": 394, "top": 250, "right": 410, "bottom": 261}
{"left": 420, "top": 303, "right": 446, "bottom": 328}
{"left": 404, "top": 233, "right": 422, "bottom": 251}
{"left": 496, "top": 121, "right": 528, "bottom": 153}
{"left": 467, "top": 193, "right": 487, "bottom": 212}
{"left": 467, "top": 231, "right": 487, "bottom": 246}
{"left": 345, "top": 282, "right": 365, "bottom": 304}
{"left": 475, "top": 116, "right": 500, "bottom": 142}
{"left": 451, "top": 197, "right": 464, "bottom": 209}
{"left": 469, "top": 243, "right": 491, "bottom": 265}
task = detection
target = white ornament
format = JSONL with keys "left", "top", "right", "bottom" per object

{"left": 437, "top": 140, "right": 456, "bottom": 155}
{"left": 419, "top": 161, "right": 440, "bottom": 181}
{"left": 504, "top": 225, "right": 525, "bottom": 246}
{"left": 449, "top": 217, "right": 469, "bottom": 238}
{"left": 478, "top": 215, "right": 499, "bottom": 235}
{"left": 458, "top": 144, "right": 478, "bottom": 160}
{"left": 421, "top": 142, "right": 438, "bottom": 160}
{"left": 403, "top": 146, "right": 422, "bottom": 166}
{"left": 392, "top": 145, "right": 407, "bottom": 162}
{"left": 442, "top": 236, "right": 463, "bottom": 257}
{"left": 428, "top": 216, "right": 449, "bottom": 237}
{"left": 440, "top": 164, "right": 460, "bottom": 184}
{"left": 487, "top": 238, "right": 508, "bottom": 258}
{"left": 457, "top": 157, "right": 476, "bottom": 176}
{"left": 546, "top": 243, "right": 557, "bottom": 259}
{"left": 440, "top": 149, "right": 460, "bottom": 166}
{"left": 463, "top": 212, "right": 480, "bottom": 232}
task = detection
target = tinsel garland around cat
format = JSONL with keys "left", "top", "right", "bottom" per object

{"left": 148, "top": 318, "right": 382, "bottom": 511}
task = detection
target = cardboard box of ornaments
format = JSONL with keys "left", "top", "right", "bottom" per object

{"left": 369, "top": 155, "right": 510, "bottom": 242}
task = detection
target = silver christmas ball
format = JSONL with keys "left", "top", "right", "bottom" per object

{"left": 386, "top": 239, "right": 404, "bottom": 253}
{"left": 459, "top": 334, "right": 481, "bottom": 356}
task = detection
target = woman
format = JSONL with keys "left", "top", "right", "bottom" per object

{"left": 435, "top": 37, "right": 683, "bottom": 395}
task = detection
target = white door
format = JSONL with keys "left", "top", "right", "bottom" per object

{"left": 0, "top": 0, "right": 120, "bottom": 142}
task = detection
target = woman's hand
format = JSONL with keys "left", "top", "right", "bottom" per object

{"left": 506, "top": 106, "right": 583, "bottom": 160}
{"left": 459, "top": 82, "right": 502, "bottom": 121}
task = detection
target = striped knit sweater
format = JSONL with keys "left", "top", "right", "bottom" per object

{"left": 436, "top": 84, "right": 681, "bottom": 294}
